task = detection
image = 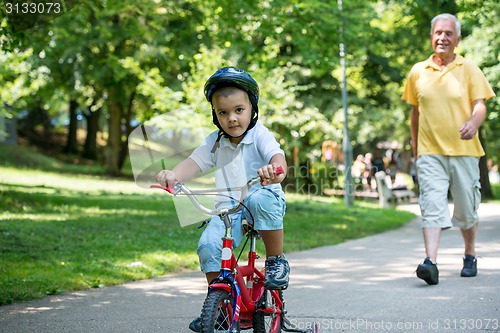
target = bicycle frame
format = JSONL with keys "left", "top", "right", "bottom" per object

{"left": 209, "top": 212, "right": 283, "bottom": 331}
{"left": 151, "top": 165, "right": 317, "bottom": 333}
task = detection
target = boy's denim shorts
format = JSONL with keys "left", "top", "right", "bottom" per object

{"left": 197, "top": 187, "right": 286, "bottom": 273}
{"left": 417, "top": 154, "right": 481, "bottom": 230}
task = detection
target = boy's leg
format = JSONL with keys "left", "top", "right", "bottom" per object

{"left": 245, "top": 188, "right": 288, "bottom": 289}
{"left": 259, "top": 229, "right": 284, "bottom": 258}
{"left": 205, "top": 272, "right": 220, "bottom": 284}
{"left": 190, "top": 214, "right": 244, "bottom": 332}
{"left": 245, "top": 188, "right": 286, "bottom": 256}
{"left": 197, "top": 213, "right": 244, "bottom": 284}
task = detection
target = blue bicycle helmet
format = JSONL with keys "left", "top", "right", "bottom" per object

{"left": 204, "top": 67, "right": 260, "bottom": 142}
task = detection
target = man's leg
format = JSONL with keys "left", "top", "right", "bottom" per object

{"left": 422, "top": 227, "right": 442, "bottom": 263}
{"left": 460, "top": 222, "right": 479, "bottom": 277}
{"left": 415, "top": 155, "right": 451, "bottom": 285}
{"left": 449, "top": 156, "right": 481, "bottom": 277}
{"left": 417, "top": 227, "right": 442, "bottom": 285}
{"left": 461, "top": 222, "right": 478, "bottom": 257}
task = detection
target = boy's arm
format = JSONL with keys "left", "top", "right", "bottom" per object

{"left": 258, "top": 153, "right": 287, "bottom": 186}
{"left": 156, "top": 158, "right": 201, "bottom": 188}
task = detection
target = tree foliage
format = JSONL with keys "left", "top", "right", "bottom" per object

{"left": 0, "top": 0, "right": 497, "bottom": 184}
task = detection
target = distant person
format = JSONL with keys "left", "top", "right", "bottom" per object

{"left": 364, "top": 152, "right": 373, "bottom": 191}
{"left": 352, "top": 154, "right": 366, "bottom": 190}
{"left": 387, "top": 152, "right": 398, "bottom": 186}
{"left": 371, "top": 150, "right": 386, "bottom": 175}
{"left": 487, "top": 159, "right": 500, "bottom": 184}
{"left": 371, "top": 150, "right": 386, "bottom": 190}
{"left": 403, "top": 13, "right": 495, "bottom": 285}
{"left": 410, "top": 159, "right": 418, "bottom": 188}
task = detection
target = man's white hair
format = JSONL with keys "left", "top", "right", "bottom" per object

{"left": 431, "top": 13, "right": 461, "bottom": 37}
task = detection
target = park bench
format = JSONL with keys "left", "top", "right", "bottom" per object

{"left": 374, "top": 171, "right": 416, "bottom": 208}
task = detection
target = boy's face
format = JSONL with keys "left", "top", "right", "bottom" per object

{"left": 212, "top": 87, "right": 252, "bottom": 144}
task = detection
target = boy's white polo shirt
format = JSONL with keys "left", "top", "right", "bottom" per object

{"left": 190, "top": 122, "right": 285, "bottom": 208}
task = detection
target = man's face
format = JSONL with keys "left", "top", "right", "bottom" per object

{"left": 431, "top": 19, "right": 461, "bottom": 57}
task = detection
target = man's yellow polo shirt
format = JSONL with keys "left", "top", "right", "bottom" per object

{"left": 402, "top": 54, "right": 495, "bottom": 157}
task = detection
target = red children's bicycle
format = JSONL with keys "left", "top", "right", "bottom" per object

{"left": 152, "top": 166, "right": 318, "bottom": 333}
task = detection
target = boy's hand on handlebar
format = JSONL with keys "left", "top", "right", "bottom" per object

{"left": 257, "top": 163, "right": 285, "bottom": 186}
{"left": 155, "top": 170, "right": 177, "bottom": 189}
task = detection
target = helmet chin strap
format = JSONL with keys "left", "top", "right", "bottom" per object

{"left": 210, "top": 96, "right": 259, "bottom": 154}
{"left": 210, "top": 128, "right": 247, "bottom": 153}
{"left": 210, "top": 115, "right": 257, "bottom": 153}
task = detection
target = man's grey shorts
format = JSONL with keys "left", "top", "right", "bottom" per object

{"left": 417, "top": 154, "right": 481, "bottom": 229}
{"left": 197, "top": 188, "right": 286, "bottom": 273}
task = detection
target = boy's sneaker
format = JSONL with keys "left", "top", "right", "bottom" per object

{"left": 189, "top": 316, "right": 201, "bottom": 332}
{"left": 416, "top": 257, "right": 439, "bottom": 285}
{"left": 461, "top": 254, "right": 477, "bottom": 277}
{"left": 264, "top": 255, "right": 290, "bottom": 290}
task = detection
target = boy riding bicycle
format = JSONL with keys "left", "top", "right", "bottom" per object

{"left": 155, "top": 67, "right": 290, "bottom": 332}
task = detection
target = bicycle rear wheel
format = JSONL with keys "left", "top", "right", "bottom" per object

{"left": 253, "top": 289, "right": 283, "bottom": 333}
{"left": 201, "top": 290, "right": 240, "bottom": 333}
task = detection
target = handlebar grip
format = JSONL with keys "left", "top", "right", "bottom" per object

{"left": 275, "top": 165, "right": 284, "bottom": 176}
{"left": 150, "top": 184, "right": 175, "bottom": 194}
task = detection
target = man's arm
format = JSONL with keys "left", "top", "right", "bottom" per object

{"left": 410, "top": 105, "right": 419, "bottom": 161}
{"left": 460, "top": 99, "right": 487, "bottom": 140}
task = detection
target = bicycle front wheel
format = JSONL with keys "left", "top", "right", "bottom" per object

{"left": 253, "top": 289, "right": 283, "bottom": 333}
{"left": 201, "top": 290, "right": 240, "bottom": 333}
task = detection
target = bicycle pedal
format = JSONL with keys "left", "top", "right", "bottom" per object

{"left": 268, "top": 285, "right": 288, "bottom": 291}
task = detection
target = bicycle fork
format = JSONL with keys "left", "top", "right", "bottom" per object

{"left": 208, "top": 213, "right": 242, "bottom": 332}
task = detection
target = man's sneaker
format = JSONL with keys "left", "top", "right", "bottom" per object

{"left": 461, "top": 254, "right": 477, "bottom": 277}
{"left": 416, "top": 257, "right": 439, "bottom": 285}
{"left": 189, "top": 316, "right": 201, "bottom": 332}
{"left": 264, "top": 255, "right": 290, "bottom": 290}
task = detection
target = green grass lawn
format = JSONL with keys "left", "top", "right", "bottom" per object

{"left": 490, "top": 183, "right": 500, "bottom": 200}
{"left": 0, "top": 146, "right": 418, "bottom": 305}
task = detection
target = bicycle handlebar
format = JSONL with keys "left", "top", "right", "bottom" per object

{"left": 151, "top": 166, "right": 284, "bottom": 216}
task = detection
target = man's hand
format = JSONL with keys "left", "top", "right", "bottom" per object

{"left": 459, "top": 120, "right": 479, "bottom": 140}
{"left": 460, "top": 99, "right": 487, "bottom": 140}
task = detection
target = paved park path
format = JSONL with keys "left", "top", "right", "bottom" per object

{"left": 1, "top": 202, "right": 499, "bottom": 332}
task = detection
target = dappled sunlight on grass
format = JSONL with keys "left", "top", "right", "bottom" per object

{"left": 0, "top": 213, "right": 71, "bottom": 222}
{"left": 1, "top": 163, "right": 416, "bottom": 305}
{"left": 0, "top": 166, "right": 148, "bottom": 195}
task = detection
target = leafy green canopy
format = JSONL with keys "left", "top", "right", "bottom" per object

{"left": 0, "top": 0, "right": 498, "bottom": 171}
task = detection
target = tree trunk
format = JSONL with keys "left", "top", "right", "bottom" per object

{"left": 118, "top": 90, "right": 135, "bottom": 170}
{"left": 82, "top": 107, "right": 102, "bottom": 160}
{"left": 64, "top": 99, "right": 79, "bottom": 154}
{"left": 479, "top": 129, "right": 493, "bottom": 199}
{"left": 106, "top": 89, "right": 123, "bottom": 176}
{"left": 33, "top": 99, "right": 52, "bottom": 150}
{"left": 479, "top": 156, "right": 492, "bottom": 199}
